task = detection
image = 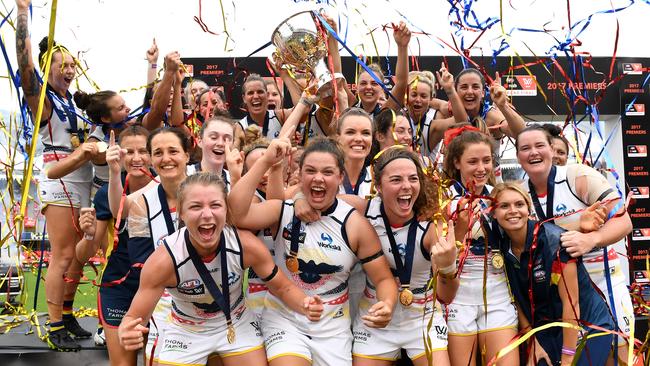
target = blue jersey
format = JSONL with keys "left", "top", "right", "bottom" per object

{"left": 499, "top": 220, "right": 613, "bottom": 364}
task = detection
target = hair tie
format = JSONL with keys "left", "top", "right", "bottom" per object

{"left": 443, "top": 125, "right": 481, "bottom": 147}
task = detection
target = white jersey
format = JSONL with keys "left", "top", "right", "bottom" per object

{"left": 267, "top": 199, "right": 357, "bottom": 337}
{"left": 238, "top": 110, "right": 282, "bottom": 140}
{"left": 448, "top": 184, "right": 511, "bottom": 305}
{"left": 299, "top": 105, "right": 328, "bottom": 142}
{"left": 185, "top": 165, "right": 231, "bottom": 193}
{"left": 338, "top": 166, "right": 373, "bottom": 198}
{"left": 522, "top": 164, "right": 626, "bottom": 286}
{"left": 164, "top": 226, "right": 246, "bottom": 330}
{"left": 409, "top": 108, "right": 440, "bottom": 158}
{"left": 363, "top": 197, "right": 439, "bottom": 326}
{"left": 40, "top": 87, "right": 92, "bottom": 183}
{"left": 248, "top": 190, "right": 275, "bottom": 287}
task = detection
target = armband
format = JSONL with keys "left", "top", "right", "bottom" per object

{"left": 261, "top": 265, "right": 279, "bottom": 282}
{"left": 359, "top": 249, "right": 384, "bottom": 264}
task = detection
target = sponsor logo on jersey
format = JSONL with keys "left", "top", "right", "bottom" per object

{"left": 178, "top": 279, "right": 205, "bottom": 295}
{"left": 630, "top": 186, "right": 649, "bottom": 199}
{"left": 632, "top": 228, "right": 650, "bottom": 241}
{"left": 627, "top": 145, "right": 648, "bottom": 158}
{"left": 622, "top": 63, "right": 643, "bottom": 75}
{"left": 625, "top": 103, "right": 645, "bottom": 116}
{"left": 556, "top": 203, "right": 567, "bottom": 214}
{"left": 282, "top": 224, "right": 306, "bottom": 242}
{"left": 317, "top": 232, "right": 341, "bottom": 251}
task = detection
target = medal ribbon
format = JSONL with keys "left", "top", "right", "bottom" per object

{"left": 288, "top": 215, "right": 302, "bottom": 260}
{"left": 379, "top": 202, "right": 418, "bottom": 293}
{"left": 184, "top": 229, "right": 234, "bottom": 338}
{"left": 342, "top": 166, "right": 367, "bottom": 195}
{"left": 528, "top": 165, "right": 557, "bottom": 222}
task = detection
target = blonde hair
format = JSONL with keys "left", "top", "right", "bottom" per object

{"left": 490, "top": 182, "right": 532, "bottom": 214}
{"left": 408, "top": 71, "right": 435, "bottom": 98}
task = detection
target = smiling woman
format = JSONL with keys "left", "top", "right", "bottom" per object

{"left": 118, "top": 172, "right": 324, "bottom": 366}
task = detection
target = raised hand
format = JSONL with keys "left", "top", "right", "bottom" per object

{"left": 489, "top": 72, "right": 508, "bottom": 108}
{"left": 118, "top": 317, "right": 149, "bottom": 351}
{"left": 145, "top": 38, "right": 159, "bottom": 64}
{"left": 225, "top": 142, "right": 244, "bottom": 180}
{"left": 262, "top": 137, "right": 292, "bottom": 167}
{"left": 392, "top": 21, "right": 411, "bottom": 48}
{"left": 106, "top": 130, "right": 126, "bottom": 175}
{"left": 435, "top": 62, "right": 454, "bottom": 94}
{"left": 164, "top": 51, "right": 181, "bottom": 73}
{"left": 431, "top": 220, "right": 458, "bottom": 272}
{"left": 303, "top": 295, "right": 324, "bottom": 322}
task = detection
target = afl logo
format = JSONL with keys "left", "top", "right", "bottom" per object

{"left": 179, "top": 279, "right": 201, "bottom": 289}
{"left": 555, "top": 203, "right": 567, "bottom": 213}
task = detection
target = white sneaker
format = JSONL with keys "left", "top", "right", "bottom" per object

{"left": 94, "top": 327, "right": 106, "bottom": 346}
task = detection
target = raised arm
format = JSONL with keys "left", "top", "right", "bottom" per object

{"left": 106, "top": 131, "right": 127, "bottom": 217}
{"left": 383, "top": 22, "right": 410, "bottom": 111}
{"left": 142, "top": 52, "right": 180, "bottom": 130}
{"left": 15, "top": 0, "right": 52, "bottom": 120}
{"left": 227, "top": 138, "right": 292, "bottom": 230}
{"left": 168, "top": 69, "right": 185, "bottom": 127}
{"left": 118, "top": 246, "right": 175, "bottom": 350}
{"left": 436, "top": 63, "right": 468, "bottom": 123}
{"left": 488, "top": 72, "right": 525, "bottom": 137}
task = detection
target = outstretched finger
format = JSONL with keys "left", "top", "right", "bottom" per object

{"left": 109, "top": 130, "right": 115, "bottom": 146}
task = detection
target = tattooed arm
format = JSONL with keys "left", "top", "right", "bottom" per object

{"left": 15, "top": 0, "right": 52, "bottom": 121}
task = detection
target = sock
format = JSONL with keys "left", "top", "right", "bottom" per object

{"left": 50, "top": 320, "right": 65, "bottom": 332}
{"left": 62, "top": 300, "right": 74, "bottom": 320}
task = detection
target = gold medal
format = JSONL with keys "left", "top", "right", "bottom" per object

{"left": 70, "top": 135, "right": 81, "bottom": 148}
{"left": 399, "top": 288, "right": 413, "bottom": 307}
{"left": 227, "top": 323, "right": 236, "bottom": 344}
{"left": 286, "top": 256, "right": 299, "bottom": 273}
{"left": 491, "top": 252, "right": 505, "bottom": 270}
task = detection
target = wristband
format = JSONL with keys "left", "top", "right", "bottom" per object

{"left": 561, "top": 346, "right": 576, "bottom": 356}
{"left": 293, "top": 191, "right": 306, "bottom": 201}
{"left": 438, "top": 270, "right": 457, "bottom": 280}
{"left": 84, "top": 234, "right": 95, "bottom": 241}
{"left": 150, "top": 63, "right": 158, "bottom": 69}
{"left": 299, "top": 97, "right": 314, "bottom": 107}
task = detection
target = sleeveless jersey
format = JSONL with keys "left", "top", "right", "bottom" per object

{"left": 247, "top": 190, "right": 276, "bottom": 288}
{"left": 338, "top": 166, "right": 373, "bottom": 198}
{"left": 185, "top": 165, "right": 231, "bottom": 193}
{"left": 89, "top": 126, "right": 109, "bottom": 187}
{"left": 299, "top": 105, "right": 327, "bottom": 142}
{"left": 267, "top": 199, "right": 357, "bottom": 336}
{"left": 409, "top": 108, "right": 439, "bottom": 158}
{"left": 448, "top": 184, "right": 511, "bottom": 305}
{"left": 522, "top": 164, "right": 625, "bottom": 286}
{"left": 364, "top": 197, "right": 438, "bottom": 325}
{"left": 238, "top": 110, "right": 282, "bottom": 140}
{"left": 164, "top": 226, "right": 245, "bottom": 329}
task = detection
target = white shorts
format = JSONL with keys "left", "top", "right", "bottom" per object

{"left": 157, "top": 309, "right": 264, "bottom": 365}
{"left": 146, "top": 294, "right": 172, "bottom": 361}
{"left": 352, "top": 303, "right": 448, "bottom": 361}
{"left": 444, "top": 300, "right": 518, "bottom": 335}
{"left": 604, "top": 281, "right": 634, "bottom": 346}
{"left": 263, "top": 311, "right": 352, "bottom": 366}
{"left": 39, "top": 178, "right": 91, "bottom": 210}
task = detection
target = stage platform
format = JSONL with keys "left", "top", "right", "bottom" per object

{"left": 0, "top": 315, "right": 144, "bottom": 366}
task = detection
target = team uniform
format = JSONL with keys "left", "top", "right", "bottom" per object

{"left": 353, "top": 197, "right": 447, "bottom": 361}
{"left": 298, "top": 105, "right": 328, "bottom": 144}
{"left": 39, "top": 85, "right": 92, "bottom": 209}
{"left": 444, "top": 184, "right": 517, "bottom": 335}
{"left": 500, "top": 220, "right": 614, "bottom": 365}
{"left": 156, "top": 226, "right": 264, "bottom": 365}
{"left": 263, "top": 199, "right": 357, "bottom": 366}
{"left": 127, "top": 183, "right": 180, "bottom": 360}
{"left": 246, "top": 190, "right": 276, "bottom": 318}
{"left": 186, "top": 163, "right": 232, "bottom": 192}
{"left": 238, "top": 110, "right": 282, "bottom": 140}
{"left": 353, "top": 101, "right": 382, "bottom": 120}
{"left": 96, "top": 173, "right": 140, "bottom": 328}
{"left": 409, "top": 108, "right": 440, "bottom": 159}
{"left": 522, "top": 164, "right": 633, "bottom": 346}
{"left": 338, "top": 166, "right": 373, "bottom": 198}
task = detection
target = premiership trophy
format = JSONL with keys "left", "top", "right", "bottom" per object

{"left": 272, "top": 11, "right": 343, "bottom": 96}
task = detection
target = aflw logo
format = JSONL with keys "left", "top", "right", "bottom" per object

{"left": 521, "top": 77, "right": 534, "bottom": 88}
